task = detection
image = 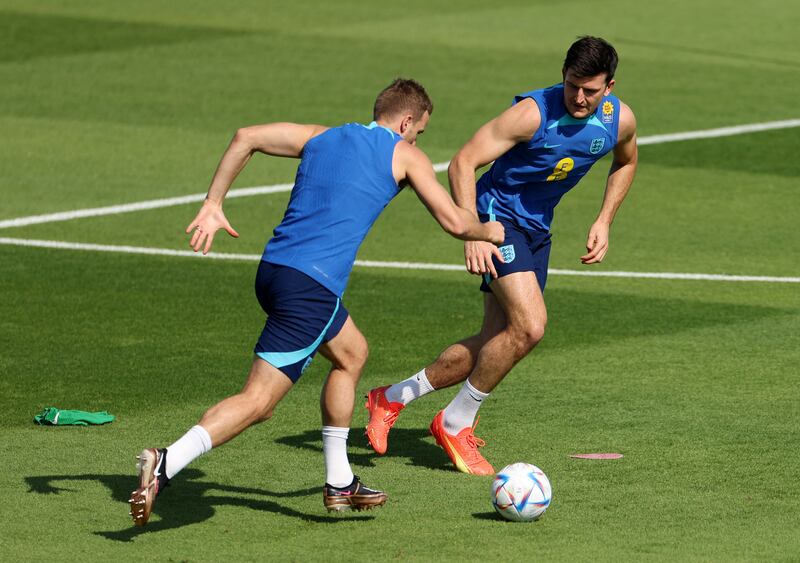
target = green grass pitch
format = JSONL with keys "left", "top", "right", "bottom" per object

{"left": 1, "top": 1, "right": 799, "bottom": 560}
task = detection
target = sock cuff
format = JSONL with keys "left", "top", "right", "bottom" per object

{"left": 465, "top": 379, "right": 490, "bottom": 400}
{"left": 191, "top": 425, "right": 213, "bottom": 452}
{"left": 322, "top": 426, "right": 350, "bottom": 440}
{"left": 416, "top": 369, "right": 435, "bottom": 393}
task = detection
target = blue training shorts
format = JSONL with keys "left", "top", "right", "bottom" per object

{"left": 478, "top": 215, "right": 552, "bottom": 294}
{"left": 254, "top": 261, "right": 349, "bottom": 383}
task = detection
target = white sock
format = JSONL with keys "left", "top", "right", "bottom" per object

{"left": 165, "top": 425, "right": 213, "bottom": 479}
{"left": 322, "top": 426, "right": 354, "bottom": 488}
{"left": 443, "top": 379, "right": 490, "bottom": 435}
{"left": 385, "top": 369, "right": 435, "bottom": 405}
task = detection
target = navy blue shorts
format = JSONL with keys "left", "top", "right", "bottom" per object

{"left": 478, "top": 215, "right": 552, "bottom": 294}
{"left": 254, "top": 262, "right": 349, "bottom": 383}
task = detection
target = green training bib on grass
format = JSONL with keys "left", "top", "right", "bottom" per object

{"left": 33, "top": 407, "right": 115, "bottom": 426}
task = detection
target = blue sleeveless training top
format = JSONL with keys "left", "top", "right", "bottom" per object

{"left": 263, "top": 122, "right": 402, "bottom": 297}
{"left": 476, "top": 83, "right": 620, "bottom": 232}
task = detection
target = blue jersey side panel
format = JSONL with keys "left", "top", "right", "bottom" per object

{"left": 263, "top": 122, "right": 402, "bottom": 297}
{"left": 477, "top": 84, "right": 620, "bottom": 231}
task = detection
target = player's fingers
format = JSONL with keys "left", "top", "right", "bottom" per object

{"left": 483, "top": 252, "right": 496, "bottom": 274}
{"left": 580, "top": 252, "right": 595, "bottom": 263}
{"left": 471, "top": 254, "right": 485, "bottom": 275}
{"left": 486, "top": 257, "right": 499, "bottom": 279}
{"left": 190, "top": 229, "right": 201, "bottom": 248}
{"left": 586, "top": 233, "right": 597, "bottom": 252}
{"left": 490, "top": 245, "right": 505, "bottom": 264}
{"left": 225, "top": 223, "right": 240, "bottom": 238}
{"left": 193, "top": 232, "right": 207, "bottom": 253}
{"left": 475, "top": 256, "right": 488, "bottom": 275}
{"left": 582, "top": 243, "right": 607, "bottom": 264}
{"left": 203, "top": 233, "right": 215, "bottom": 255}
{"left": 466, "top": 255, "right": 477, "bottom": 275}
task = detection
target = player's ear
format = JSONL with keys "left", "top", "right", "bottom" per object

{"left": 604, "top": 78, "right": 615, "bottom": 96}
{"left": 400, "top": 114, "right": 413, "bottom": 134}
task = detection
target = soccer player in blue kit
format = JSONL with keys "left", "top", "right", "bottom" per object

{"left": 366, "top": 37, "right": 639, "bottom": 474}
{"left": 129, "top": 79, "right": 505, "bottom": 525}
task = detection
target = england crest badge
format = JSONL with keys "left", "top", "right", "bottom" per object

{"left": 589, "top": 137, "right": 605, "bottom": 154}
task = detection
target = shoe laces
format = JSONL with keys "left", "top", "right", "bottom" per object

{"left": 382, "top": 409, "right": 400, "bottom": 425}
{"left": 463, "top": 417, "right": 487, "bottom": 449}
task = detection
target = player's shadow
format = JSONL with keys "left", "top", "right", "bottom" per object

{"left": 276, "top": 428, "right": 453, "bottom": 472}
{"left": 25, "top": 468, "right": 373, "bottom": 542}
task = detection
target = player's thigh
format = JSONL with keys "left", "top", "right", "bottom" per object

{"left": 489, "top": 271, "right": 547, "bottom": 333}
{"left": 240, "top": 356, "right": 295, "bottom": 408}
{"left": 479, "top": 291, "right": 507, "bottom": 344}
{"left": 318, "top": 316, "right": 368, "bottom": 373}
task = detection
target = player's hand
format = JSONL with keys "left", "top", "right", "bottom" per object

{"left": 581, "top": 220, "right": 610, "bottom": 264}
{"left": 464, "top": 240, "right": 505, "bottom": 279}
{"left": 186, "top": 199, "right": 240, "bottom": 255}
{"left": 485, "top": 220, "right": 505, "bottom": 245}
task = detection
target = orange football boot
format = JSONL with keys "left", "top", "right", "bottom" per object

{"left": 429, "top": 410, "right": 494, "bottom": 475}
{"left": 365, "top": 385, "right": 404, "bottom": 454}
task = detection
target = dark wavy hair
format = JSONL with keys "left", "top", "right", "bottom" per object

{"left": 563, "top": 36, "right": 618, "bottom": 82}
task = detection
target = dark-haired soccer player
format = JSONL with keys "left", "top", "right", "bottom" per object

{"left": 366, "top": 37, "right": 638, "bottom": 474}
{"left": 129, "top": 79, "right": 505, "bottom": 525}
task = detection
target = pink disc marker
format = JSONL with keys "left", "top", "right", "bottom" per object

{"left": 569, "top": 453, "right": 624, "bottom": 460}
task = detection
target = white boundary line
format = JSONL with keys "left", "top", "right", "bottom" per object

{"left": 1, "top": 118, "right": 798, "bottom": 230}
{"left": 636, "top": 118, "right": 800, "bottom": 145}
{"left": 2, "top": 237, "right": 798, "bottom": 283}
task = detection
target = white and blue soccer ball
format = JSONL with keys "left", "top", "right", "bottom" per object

{"left": 491, "top": 462, "right": 552, "bottom": 522}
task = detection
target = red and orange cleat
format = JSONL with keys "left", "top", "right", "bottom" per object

{"left": 364, "top": 386, "right": 404, "bottom": 455}
{"left": 429, "top": 410, "right": 494, "bottom": 476}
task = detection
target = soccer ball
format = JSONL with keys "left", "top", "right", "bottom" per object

{"left": 491, "top": 462, "right": 552, "bottom": 522}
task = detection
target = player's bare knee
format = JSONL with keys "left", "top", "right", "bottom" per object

{"left": 255, "top": 408, "right": 275, "bottom": 423}
{"left": 240, "top": 389, "right": 279, "bottom": 424}
{"left": 335, "top": 338, "right": 368, "bottom": 376}
{"left": 252, "top": 398, "right": 278, "bottom": 423}
{"left": 349, "top": 336, "right": 369, "bottom": 372}
{"left": 510, "top": 321, "right": 545, "bottom": 352}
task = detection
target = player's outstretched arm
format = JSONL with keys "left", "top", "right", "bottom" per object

{"left": 449, "top": 99, "right": 540, "bottom": 277}
{"left": 581, "top": 103, "right": 638, "bottom": 264}
{"left": 187, "top": 122, "right": 328, "bottom": 254}
{"left": 397, "top": 142, "right": 505, "bottom": 245}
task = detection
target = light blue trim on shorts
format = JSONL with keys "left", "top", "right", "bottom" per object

{"left": 256, "top": 299, "right": 341, "bottom": 368}
{"left": 484, "top": 198, "right": 497, "bottom": 285}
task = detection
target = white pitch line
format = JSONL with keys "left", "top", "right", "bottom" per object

{"left": 2, "top": 237, "right": 798, "bottom": 283}
{"left": 0, "top": 183, "right": 295, "bottom": 229}
{"left": 0, "top": 118, "right": 798, "bottom": 231}
{"left": 636, "top": 118, "right": 800, "bottom": 146}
